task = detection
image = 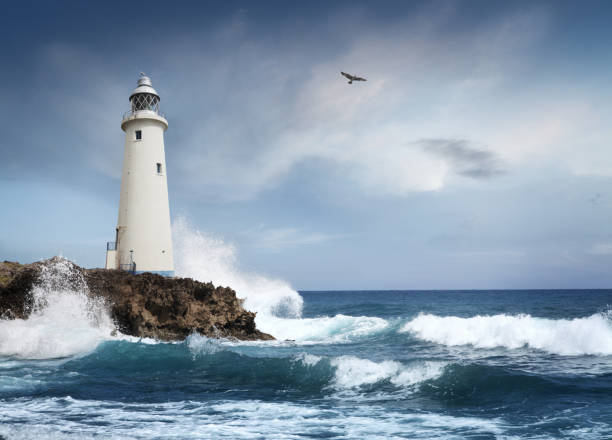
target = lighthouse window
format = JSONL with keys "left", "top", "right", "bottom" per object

{"left": 135, "top": 130, "right": 142, "bottom": 140}
{"left": 156, "top": 163, "right": 162, "bottom": 174}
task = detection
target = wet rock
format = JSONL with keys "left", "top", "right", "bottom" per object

{"left": 0, "top": 258, "right": 274, "bottom": 341}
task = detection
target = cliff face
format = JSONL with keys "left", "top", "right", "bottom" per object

{"left": 0, "top": 258, "right": 274, "bottom": 341}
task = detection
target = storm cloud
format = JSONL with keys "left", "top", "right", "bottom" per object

{"left": 420, "top": 139, "right": 505, "bottom": 179}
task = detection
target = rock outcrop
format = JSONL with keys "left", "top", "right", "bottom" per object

{"left": 0, "top": 257, "right": 274, "bottom": 341}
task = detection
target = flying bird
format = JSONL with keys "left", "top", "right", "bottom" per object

{"left": 341, "top": 72, "right": 367, "bottom": 84}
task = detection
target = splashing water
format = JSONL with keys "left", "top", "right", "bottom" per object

{"left": 0, "top": 258, "right": 114, "bottom": 359}
{"left": 258, "top": 314, "right": 391, "bottom": 344}
{"left": 172, "top": 217, "right": 303, "bottom": 319}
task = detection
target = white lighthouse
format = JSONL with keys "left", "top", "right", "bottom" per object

{"left": 105, "top": 73, "right": 174, "bottom": 276}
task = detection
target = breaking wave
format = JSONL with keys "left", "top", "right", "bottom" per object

{"left": 329, "top": 356, "right": 446, "bottom": 390}
{"left": 401, "top": 311, "right": 612, "bottom": 356}
{"left": 172, "top": 217, "right": 303, "bottom": 319}
{"left": 255, "top": 314, "right": 390, "bottom": 344}
{"left": 165, "top": 335, "right": 447, "bottom": 392}
{"left": 0, "top": 259, "right": 114, "bottom": 359}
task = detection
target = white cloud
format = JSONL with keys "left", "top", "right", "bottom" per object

{"left": 241, "top": 225, "right": 340, "bottom": 252}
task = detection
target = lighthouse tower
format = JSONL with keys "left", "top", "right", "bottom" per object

{"left": 105, "top": 73, "right": 174, "bottom": 276}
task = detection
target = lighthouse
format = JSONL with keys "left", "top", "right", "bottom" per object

{"left": 105, "top": 73, "right": 174, "bottom": 276}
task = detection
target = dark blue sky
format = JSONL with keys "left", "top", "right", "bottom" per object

{"left": 2, "top": 0, "right": 612, "bottom": 289}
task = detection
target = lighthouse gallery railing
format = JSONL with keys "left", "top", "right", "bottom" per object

{"left": 122, "top": 109, "right": 166, "bottom": 120}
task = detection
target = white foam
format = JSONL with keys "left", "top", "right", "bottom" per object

{"left": 0, "top": 259, "right": 114, "bottom": 359}
{"left": 392, "top": 360, "right": 447, "bottom": 387}
{"left": 172, "top": 217, "right": 303, "bottom": 319}
{"left": 292, "top": 352, "right": 323, "bottom": 367}
{"left": 0, "top": 397, "right": 504, "bottom": 439}
{"left": 255, "top": 314, "right": 390, "bottom": 343}
{"left": 401, "top": 312, "right": 612, "bottom": 356}
{"left": 0, "top": 376, "right": 44, "bottom": 393}
{"left": 330, "top": 355, "right": 446, "bottom": 389}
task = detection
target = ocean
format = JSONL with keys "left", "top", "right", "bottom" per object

{"left": 1, "top": 224, "right": 611, "bottom": 439}
{"left": 1, "top": 285, "right": 611, "bottom": 439}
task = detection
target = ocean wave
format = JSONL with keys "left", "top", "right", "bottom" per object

{"left": 5, "top": 333, "right": 606, "bottom": 416}
{"left": 291, "top": 352, "right": 446, "bottom": 391}
{"left": 400, "top": 311, "right": 612, "bottom": 356}
{"left": 0, "top": 259, "right": 114, "bottom": 360}
{"left": 330, "top": 355, "right": 446, "bottom": 390}
{"left": 62, "top": 337, "right": 444, "bottom": 397}
{"left": 254, "top": 314, "right": 391, "bottom": 344}
{"left": 0, "top": 397, "right": 506, "bottom": 439}
{"left": 416, "top": 362, "right": 612, "bottom": 406}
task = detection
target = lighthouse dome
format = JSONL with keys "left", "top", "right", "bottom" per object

{"left": 129, "top": 73, "right": 160, "bottom": 101}
{"left": 127, "top": 73, "right": 162, "bottom": 116}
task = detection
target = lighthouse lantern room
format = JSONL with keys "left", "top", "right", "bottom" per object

{"left": 105, "top": 73, "right": 174, "bottom": 276}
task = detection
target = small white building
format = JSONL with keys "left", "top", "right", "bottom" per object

{"left": 105, "top": 73, "right": 174, "bottom": 276}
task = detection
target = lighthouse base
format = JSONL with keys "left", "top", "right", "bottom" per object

{"left": 105, "top": 249, "right": 117, "bottom": 270}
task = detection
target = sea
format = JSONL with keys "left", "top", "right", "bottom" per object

{"left": 1, "top": 223, "right": 611, "bottom": 439}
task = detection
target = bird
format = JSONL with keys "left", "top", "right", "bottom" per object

{"left": 341, "top": 72, "right": 367, "bottom": 84}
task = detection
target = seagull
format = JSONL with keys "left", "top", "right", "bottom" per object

{"left": 341, "top": 72, "right": 367, "bottom": 84}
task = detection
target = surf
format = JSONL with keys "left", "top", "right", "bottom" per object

{"left": 0, "top": 259, "right": 114, "bottom": 360}
{"left": 401, "top": 311, "right": 612, "bottom": 356}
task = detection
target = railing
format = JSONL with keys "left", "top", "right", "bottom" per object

{"left": 107, "top": 241, "right": 117, "bottom": 251}
{"left": 119, "top": 263, "right": 136, "bottom": 273}
{"left": 122, "top": 109, "right": 166, "bottom": 120}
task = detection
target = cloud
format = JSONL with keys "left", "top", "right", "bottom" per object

{"left": 589, "top": 243, "right": 612, "bottom": 255}
{"left": 4, "top": 3, "right": 587, "bottom": 202}
{"left": 419, "top": 138, "right": 505, "bottom": 179}
{"left": 242, "top": 225, "right": 340, "bottom": 251}
{"left": 159, "top": 5, "right": 553, "bottom": 200}
{"left": 0, "top": 42, "right": 126, "bottom": 183}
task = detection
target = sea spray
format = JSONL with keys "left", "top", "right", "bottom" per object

{"left": 186, "top": 333, "right": 222, "bottom": 357}
{"left": 172, "top": 217, "right": 304, "bottom": 322}
{"left": 0, "top": 258, "right": 114, "bottom": 359}
{"left": 401, "top": 311, "right": 612, "bottom": 356}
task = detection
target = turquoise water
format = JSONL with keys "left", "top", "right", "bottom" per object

{"left": 1, "top": 286, "right": 611, "bottom": 439}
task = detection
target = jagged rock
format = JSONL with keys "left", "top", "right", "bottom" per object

{"left": 0, "top": 257, "right": 274, "bottom": 341}
{"left": 0, "top": 261, "right": 38, "bottom": 320}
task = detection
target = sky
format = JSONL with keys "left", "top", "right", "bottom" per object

{"left": 1, "top": 0, "right": 612, "bottom": 289}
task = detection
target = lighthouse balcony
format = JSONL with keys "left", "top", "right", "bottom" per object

{"left": 121, "top": 109, "right": 168, "bottom": 131}
{"left": 122, "top": 108, "right": 166, "bottom": 120}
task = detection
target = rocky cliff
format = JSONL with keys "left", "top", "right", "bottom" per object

{"left": 0, "top": 257, "right": 274, "bottom": 341}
